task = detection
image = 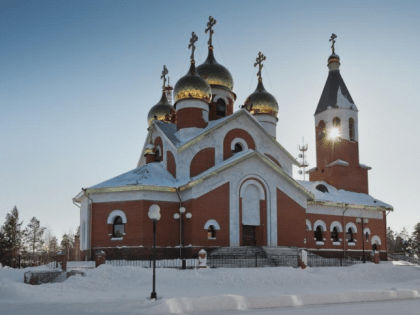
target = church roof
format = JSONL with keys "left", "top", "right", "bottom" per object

{"left": 88, "top": 163, "right": 177, "bottom": 192}
{"left": 298, "top": 180, "right": 393, "bottom": 211}
{"left": 152, "top": 109, "right": 300, "bottom": 165}
{"left": 315, "top": 70, "right": 357, "bottom": 115}
{"left": 81, "top": 150, "right": 313, "bottom": 201}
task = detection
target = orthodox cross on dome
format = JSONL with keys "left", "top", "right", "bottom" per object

{"left": 254, "top": 52, "right": 266, "bottom": 81}
{"left": 160, "top": 65, "right": 168, "bottom": 91}
{"left": 188, "top": 32, "right": 198, "bottom": 62}
{"left": 330, "top": 33, "right": 337, "bottom": 54}
{"left": 205, "top": 16, "right": 217, "bottom": 47}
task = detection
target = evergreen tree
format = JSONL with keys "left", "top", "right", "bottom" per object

{"left": 60, "top": 233, "right": 73, "bottom": 260}
{"left": 0, "top": 227, "right": 12, "bottom": 266}
{"left": 412, "top": 223, "right": 420, "bottom": 257}
{"left": 2, "top": 206, "right": 23, "bottom": 267}
{"left": 24, "top": 217, "right": 46, "bottom": 262}
{"left": 387, "top": 227, "right": 396, "bottom": 254}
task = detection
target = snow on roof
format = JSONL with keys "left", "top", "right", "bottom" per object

{"left": 336, "top": 86, "right": 357, "bottom": 110}
{"left": 297, "top": 180, "right": 392, "bottom": 210}
{"left": 327, "top": 159, "right": 349, "bottom": 167}
{"left": 89, "top": 163, "right": 177, "bottom": 189}
{"left": 360, "top": 163, "right": 372, "bottom": 170}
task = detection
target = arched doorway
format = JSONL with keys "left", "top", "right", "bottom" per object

{"left": 239, "top": 180, "right": 266, "bottom": 246}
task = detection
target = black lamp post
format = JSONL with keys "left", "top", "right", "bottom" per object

{"left": 356, "top": 217, "right": 369, "bottom": 263}
{"left": 148, "top": 204, "right": 161, "bottom": 300}
{"left": 173, "top": 206, "right": 192, "bottom": 269}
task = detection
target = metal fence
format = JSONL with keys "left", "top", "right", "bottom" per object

{"left": 207, "top": 255, "right": 299, "bottom": 268}
{"left": 307, "top": 255, "right": 365, "bottom": 267}
{"left": 106, "top": 258, "right": 199, "bottom": 268}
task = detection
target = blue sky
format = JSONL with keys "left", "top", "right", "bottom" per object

{"left": 1, "top": 0, "right": 419, "bottom": 240}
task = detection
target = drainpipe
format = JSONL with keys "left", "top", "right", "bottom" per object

{"left": 175, "top": 188, "right": 184, "bottom": 267}
{"left": 82, "top": 188, "right": 94, "bottom": 261}
{"left": 342, "top": 204, "right": 349, "bottom": 259}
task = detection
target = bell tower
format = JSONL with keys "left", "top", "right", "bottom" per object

{"left": 309, "top": 34, "right": 370, "bottom": 194}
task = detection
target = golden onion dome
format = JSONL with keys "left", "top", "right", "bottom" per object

{"left": 244, "top": 79, "right": 278, "bottom": 117}
{"left": 173, "top": 61, "right": 212, "bottom": 105}
{"left": 147, "top": 92, "right": 174, "bottom": 126}
{"left": 197, "top": 46, "right": 234, "bottom": 92}
{"left": 328, "top": 53, "right": 340, "bottom": 65}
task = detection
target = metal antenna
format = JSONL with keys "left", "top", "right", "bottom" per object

{"left": 298, "top": 137, "right": 309, "bottom": 180}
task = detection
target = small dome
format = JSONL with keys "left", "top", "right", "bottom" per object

{"left": 244, "top": 79, "right": 278, "bottom": 117}
{"left": 197, "top": 47, "right": 234, "bottom": 92}
{"left": 147, "top": 92, "right": 174, "bottom": 126}
{"left": 173, "top": 62, "right": 212, "bottom": 105}
{"left": 328, "top": 53, "right": 340, "bottom": 67}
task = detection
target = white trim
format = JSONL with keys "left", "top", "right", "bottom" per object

{"left": 333, "top": 242, "right": 341, "bottom": 246}
{"left": 240, "top": 180, "right": 265, "bottom": 200}
{"left": 364, "top": 228, "right": 371, "bottom": 235}
{"left": 316, "top": 241, "right": 324, "bottom": 245}
{"left": 326, "top": 159, "right": 349, "bottom": 167}
{"left": 371, "top": 235, "right": 382, "bottom": 245}
{"left": 111, "top": 237, "right": 123, "bottom": 241}
{"left": 204, "top": 219, "right": 220, "bottom": 230}
{"left": 314, "top": 220, "right": 327, "bottom": 232}
{"left": 345, "top": 222, "right": 358, "bottom": 233}
{"left": 107, "top": 210, "right": 127, "bottom": 224}
{"left": 231, "top": 138, "right": 249, "bottom": 151}
{"left": 306, "top": 219, "right": 312, "bottom": 231}
{"left": 330, "top": 221, "right": 343, "bottom": 232}
{"left": 213, "top": 94, "right": 229, "bottom": 106}
{"left": 348, "top": 242, "right": 356, "bottom": 246}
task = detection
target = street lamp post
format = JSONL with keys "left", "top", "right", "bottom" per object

{"left": 173, "top": 206, "right": 192, "bottom": 269}
{"left": 148, "top": 204, "right": 161, "bottom": 300}
{"left": 356, "top": 217, "right": 369, "bottom": 263}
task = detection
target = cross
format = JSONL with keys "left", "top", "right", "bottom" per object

{"left": 160, "top": 65, "right": 168, "bottom": 91}
{"left": 254, "top": 52, "right": 266, "bottom": 81}
{"left": 205, "top": 16, "right": 217, "bottom": 47}
{"left": 188, "top": 32, "right": 198, "bottom": 61}
{"left": 329, "top": 33, "right": 337, "bottom": 54}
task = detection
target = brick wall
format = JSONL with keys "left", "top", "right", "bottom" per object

{"left": 277, "top": 189, "right": 306, "bottom": 247}
{"left": 91, "top": 200, "right": 180, "bottom": 249}
{"left": 177, "top": 107, "right": 207, "bottom": 130}
{"left": 183, "top": 183, "right": 230, "bottom": 247}
{"left": 223, "top": 128, "right": 256, "bottom": 160}
{"left": 208, "top": 95, "right": 234, "bottom": 121}
{"left": 190, "top": 147, "right": 215, "bottom": 177}
{"left": 305, "top": 212, "right": 387, "bottom": 258}
{"left": 166, "top": 151, "right": 176, "bottom": 178}
{"left": 311, "top": 124, "right": 368, "bottom": 193}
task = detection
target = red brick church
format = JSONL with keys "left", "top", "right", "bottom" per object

{"left": 73, "top": 20, "right": 392, "bottom": 261}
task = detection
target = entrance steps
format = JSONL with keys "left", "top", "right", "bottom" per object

{"left": 208, "top": 246, "right": 267, "bottom": 259}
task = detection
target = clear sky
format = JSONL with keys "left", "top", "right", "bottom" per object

{"left": 1, "top": 0, "right": 419, "bottom": 241}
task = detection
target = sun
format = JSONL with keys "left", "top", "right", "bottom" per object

{"left": 328, "top": 127, "right": 341, "bottom": 140}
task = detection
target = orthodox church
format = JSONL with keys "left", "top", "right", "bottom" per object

{"left": 74, "top": 18, "right": 392, "bottom": 261}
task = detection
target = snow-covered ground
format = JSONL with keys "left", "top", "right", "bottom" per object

{"left": 1, "top": 262, "right": 420, "bottom": 314}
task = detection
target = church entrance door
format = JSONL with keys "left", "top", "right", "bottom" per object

{"left": 242, "top": 225, "right": 256, "bottom": 246}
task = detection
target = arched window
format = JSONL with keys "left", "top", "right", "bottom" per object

{"left": 113, "top": 216, "right": 124, "bottom": 238}
{"left": 333, "top": 117, "right": 341, "bottom": 128}
{"left": 314, "top": 226, "right": 323, "bottom": 242}
{"left": 346, "top": 227, "right": 354, "bottom": 242}
{"left": 208, "top": 225, "right": 216, "bottom": 239}
{"left": 316, "top": 184, "right": 329, "bottom": 193}
{"left": 232, "top": 143, "right": 243, "bottom": 154}
{"left": 155, "top": 147, "right": 161, "bottom": 162}
{"left": 349, "top": 118, "right": 355, "bottom": 141}
{"left": 318, "top": 120, "right": 326, "bottom": 141}
{"left": 216, "top": 98, "right": 226, "bottom": 117}
{"left": 331, "top": 227, "right": 339, "bottom": 242}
